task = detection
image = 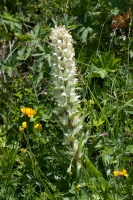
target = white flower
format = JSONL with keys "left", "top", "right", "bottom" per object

{"left": 50, "top": 25, "right": 82, "bottom": 135}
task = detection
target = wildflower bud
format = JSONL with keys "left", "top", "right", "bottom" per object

{"left": 21, "top": 148, "right": 27, "bottom": 154}
{"left": 19, "top": 126, "right": 24, "bottom": 132}
{"left": 125, "top": 131, "right": 131, "bottom": 137}
{"left": 22, "top": 122, "right": 27, "bottom": 128}
{"left": 103, "top": 132, "right": 109, "bottom": 137}
{"left": 77, "top": 184, "right": 81, "bottom": 189}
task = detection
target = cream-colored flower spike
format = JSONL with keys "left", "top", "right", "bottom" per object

{"left": 50, "top": 26, "right": 82, "bottom": 135}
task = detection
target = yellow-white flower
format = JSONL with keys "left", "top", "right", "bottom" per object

{"left": 50, "top": 26, "right": 82, "bottom": 135}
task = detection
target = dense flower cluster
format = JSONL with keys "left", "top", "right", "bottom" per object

{"left": 21, "top": 107, "right": 36, "bottom": 117}
{"left": 113, "top": 169, "right": 128, "bottom": 177}
{"left": 50, "top": 26, "right": 82, "bottom": 135}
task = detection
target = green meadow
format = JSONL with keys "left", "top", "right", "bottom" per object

{"left": 0, "top": 0, "right": 133, "bottom": 199}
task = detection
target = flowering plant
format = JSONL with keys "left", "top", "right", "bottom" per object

{"left": 50, "top": 26, "right": 84, "bottom": 174}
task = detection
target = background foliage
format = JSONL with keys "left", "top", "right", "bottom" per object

{"left": 0, "top": 0, "right": 133, "bottom": 199}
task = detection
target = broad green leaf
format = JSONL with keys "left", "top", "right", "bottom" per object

{"left": 91, "top": 68, "right": 107, "bottom": 78}
{"left": 41, "top": 113, "right": 51, "bottom": 121}
{"left": 126, "top": 145, "right": 133, "bottom": 154}
{"left": 16, "top": 34, "right": 33, "bottom": 41}
{"left": 81, "top": 27, "right": 93, "bottom": 43}
{"left": 88, "top": 135, "right": 103, "bottom": 157}
{"left": 83, "top": 158, "right": 112, "bottom": 199}
{"left": 90, "top": 52, "right": 120, "bottom": 78}
{"left": 93, "top": 119, "right": 105, "bottom": 127}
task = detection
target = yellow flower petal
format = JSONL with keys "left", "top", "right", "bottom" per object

{"left": 19, "top": 126, "right": 24, "bottom": 132}
{"left": 113, "top": 171, "right": 121, "bottom": 176}
{"left": 34, "top": 124, "right": 42, "bottom": 129}
{"left": 77, "top": 184, "right": 81, "bottom": 189}
{"left": 21, "top": 148, "right": 27, "bottom": 154}
{"left": 21, "top": 107, "right": 36, "bottom": 117}
{"left": 121, "top": 169, "right": 128, "bottom": 177}
{"left": 22, "top": 122, "right": 27, "bottom": 128}
{"left": 113, "top": 169, "right": 128, "bottom": 177}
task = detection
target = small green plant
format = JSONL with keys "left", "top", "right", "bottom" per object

{"left": 90, "top": 52, "right": 121, "bottom": 78}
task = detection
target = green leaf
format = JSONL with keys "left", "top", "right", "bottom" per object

{"left": 91, "top": 68, "right": 107, "bottom": 79}
{"left": 80, "top": 27, "right": 93, "bottom": 43}
{"left": 0, "top": 12, "right": 19, "bottom": 22}
{"left": 17, "top": 47, "right": 26, "bottom": 59}
{"left": 88, "top": 135, "right": 103, "bottom": 157}
{"left": 93, "top": 119, "right": 105, "bottom": 127}
{"left": 0, "top": 136, "right": 6, "bottom": 147}
{"left": 83, "top": 157, "right": 112, "bottom": 199}
{"left": 90, "top": 52, "right": 121, "bottom": 78}
{"left": 83, "top": 157, "right": 105, "bottom": 180}
{"left": 126, "top": 145, "right": 133, "bottom": 154}
{"left": 41, "top": 113, "right": 51, "bottom": 121}
{"left": 24, "top": 48, "right": 32, "bottom": 60}
{"left": 16, "top": 34, "right": 33, "bottom": 41}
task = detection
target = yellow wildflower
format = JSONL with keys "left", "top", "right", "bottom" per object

{"left": 113, "top": 171, "right": 121, "bottom": 176}
{"left": 18, "top": 161, "right": 23, "bottom": 165}
{"left": 113, "top": 169, "right": 128, "bottom": 178}
{"left": 21, "top": 107, "right": 36, "bottom": 117}
{"left": 21, "top": 148, "right": 26, "bottom": 154}
{"left": 19, "top": 126, "right": 24, "bottom": 132}
{"left": 89, "top": 99, "right": 95, "bottom": 105}
{"left": 77, "top": 184, "right": 81, "bottom": 189}
{"left": 22, "top": 122, "right": 27, "bottom": 128}
{"left": 34, "top": 124, "right": 42, "bottom": 129}
{"left": 121, "top": 169, "right": 128, "bottom": 177}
